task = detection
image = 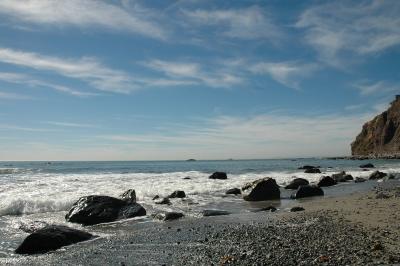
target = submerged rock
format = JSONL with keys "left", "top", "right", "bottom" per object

{"left": 168, "top": 190, "right": 186, "bottom": 198}
{"left": 65, "top": 195, "right": 146, "bottom": 226}
{"left": 242, "top": 178, "right": 280, "bottom": 201}
{"left": 209, "top": 172, "right": 228, "bottom": 180}
{"left": 304, "top": 168, "right": 321, "bottom": 174}
{"left": 332, "top": 171, "right": 353, "bottom": 182}
{"left": 285, "top": 178, "right": 309, "bottom": 190}
{"left": 15, "top": 225, "right": 93, "bottom": 254}
{"left": 226, "top": 188, "right": 241, "bottom": 195}
{"left": 369, "top": 171, "right": 387, "bottom": 180}
{"left": 291, "top": 185, "right": 324, "bottom": 199}
{"left": 318, "top": 176, "right": 337, "bottom": 187}
{"left": 202, "top": 210, "right": 231, "bottom": 217}
{"left": 154, "top": 212, "right": 184, "bottom": 221}
{"left": 360, "top": 163, "right": 375, "bottom": 168}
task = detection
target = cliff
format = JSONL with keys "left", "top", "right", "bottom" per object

{"left": 351, "top": 95, "right": 400, "bottom": 157}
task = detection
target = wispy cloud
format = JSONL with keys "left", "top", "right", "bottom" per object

{"left": 250, "top": 61, "right": 318, "bottom": 89}
{"left": 0, "top": 48, "right": 133, "bottom": 93}
{"left": 42, "top": 121, "right": 96, "bottom": 128}
{"left": 353, "top": 80, "right": 399, "bottom": 96}
{"left": 144, "top": 59, "right": 243, "bottom": 88}
{"left": 0, "top": 71, "right": 98, "bottom": 97}
{"left": 0, "top": 124, "right": 57, "bottom": 132}
{"left": 296, "top": 1, "right": 400, "bottom": 66}
{"left": 0, "top": 0, "right": 166, "bottom": 39}
{"left": 0, "top": 91, "right": 31, "bottom": 100}
{"left": 182, "top": 6, "right": 282, "bottom": 41}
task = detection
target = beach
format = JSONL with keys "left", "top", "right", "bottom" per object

{"left": 1, "top": 160, "right": 399, "bottom": 265}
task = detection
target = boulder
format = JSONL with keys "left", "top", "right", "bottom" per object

{"left": 298, "top": 165, "right": 319, "bottom": 170}
{"left": 242, "top": 178, "right": 280, "bottom": 201}
{"left": 154, "top": 197, "right": 171, "bottom": 205}
{"left": 15, "top": 225, "right": 93, "bottom": 254}
{"left": 202, "top": 210, "right": 231, "bottom": 217}
{"left": 154, "top": 212, "right": 184, "bottom": 221}
{"left": 318, "top": 176, "right": 337, "bottom": 187}
{"left": 65, "top": 195, "right": 146, "bottom": 226}
{"left": 119, "top": 189, "right": 136, "bottom": 203}
{"left": 369, "top": 171, "right": 387, "bottom": 180}
{"left": 225, "top": 188, "right": 241, "bottom": 195}
{"left": 209, "top": 172, "right": 228, "bottom": 180}
{"left": 290, "top": 206, "right": 305, "bottom": 212}
{"left": 304, "top": 168, "right": 321, "bottom": 174}
{"left": 332, "top": 171, "right": 353, "bottom": 182}
{"left": 284, "top": 178, "right": 309, "bottom": 190}
{"left": 355, "top": 177, "right": 367, "bottom": 183}
{"left": 291, "top": 185, "right": 324, "bottom": 199}
{"left": 168, "top": 190, "right": 186, "bottom": 198}
{"left": 360, "top": 163, "right": 375, "bottom": 168}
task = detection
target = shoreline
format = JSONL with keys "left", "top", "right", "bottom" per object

{"left": 3, "top": 180, "right": 399, "bottom": 265}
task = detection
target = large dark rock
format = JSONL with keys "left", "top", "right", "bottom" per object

{"left": 291, "top": 185, "right": 324, "bottom": 199}
{"left": 226, "top": 188, "right": 241, "bottom": 195}
{"left": 360, "top": 163, "right": 375, "bottom": 168}
{"left": 242, "top": 178, "right": 280, "bottom": 201}
{"left": 332, "top": 171, "right": 353, "bottom": 182}
{"left": 65, "top": 195, "right": 146, "bottom": 226}
{"left": 285, "top": 178, "right": 309, "bottom": 190}
{"left": 369, "top": 171, "right": 387, "bottom": 180}
{"left": 15, "top": 225, "right": 93, "bottom": 254}
{"left": 352, "top": 95, "right": 400, "bottom": 156}
{"left": 304, "top": 168, "right": 321, "bottom": 174}
{"left": 318, "top": 176, "right": 337, "bottom": 187}
{"left": 209, "top": 172, "right": 228, "bottom": 179}
{"left": 168, "top": 190, "right": 186, "bottom": 198}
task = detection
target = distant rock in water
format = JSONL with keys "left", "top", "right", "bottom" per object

{"left": 186, "top": 159, "right": 196, "bottom": 162}
{"left": 242, "top": 178, "right": 280, "bottom": 201}
{"left": 304, "top": 168, "right": 321, "bottom": 174}
{"left": 360, "top": 163, "right": 375, "bottom": 168}
{"left": 65, "top": 195, "right": 146, "bottom": 226}
{"left": 168, "top": 190, "right": 186, "bottom": 198}
{"left": 352, "top": 95, "right": 400, "bottom": 157}
{"left": 209, "top": 172, "right": 228, "bottom": 179}
{"left": 15, "top": 225, "right": 93, "bottom": 254}
{"left": 285, "top": 178, "right": 309, "bottom": 190}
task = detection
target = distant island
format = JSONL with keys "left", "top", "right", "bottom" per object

{"left": 352, "top": 95, "right": 400, "bottom": 158}
{"left": 186, "top": 159, "right": 196, "bottom": 162}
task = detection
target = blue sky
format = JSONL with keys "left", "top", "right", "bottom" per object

{"left": 0, "top": 0, "right": 399, "bottom": 160}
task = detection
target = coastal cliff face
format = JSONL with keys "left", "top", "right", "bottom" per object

{"left": 351, "top": 96, "right": 400, "bottom": 156}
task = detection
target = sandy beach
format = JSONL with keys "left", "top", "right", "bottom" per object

{"left": 3, "top": 179, "right": 399, "bottom": 266}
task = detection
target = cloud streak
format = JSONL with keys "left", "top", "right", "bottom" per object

{"left": 0, "top": 0, "right": 166, "bottom": 39}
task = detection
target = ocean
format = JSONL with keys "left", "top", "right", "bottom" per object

{"left": 1, "top": 158, "right": 400, "bottom": 257}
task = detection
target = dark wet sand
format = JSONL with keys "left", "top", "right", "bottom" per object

{"left": 2, "top": 180, "right": 400, "bottom": 266}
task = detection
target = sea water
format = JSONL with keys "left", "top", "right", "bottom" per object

{"left": 1, "top": 158, "right": 400, "bottom": 257}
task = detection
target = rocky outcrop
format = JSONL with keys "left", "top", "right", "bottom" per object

{"left": 352, "top": 95, "right": 400, "bottom": 157}
{"left": 15, "top": 225, "right": 93, "bottom": 254}
{"left": 65, "top": 195, "right": 146, "bottom": 226}
{"left": 318, "top": 176, "right": 337, "bottom": 187}
{"left": 285, "top": 178, "right": 309, "bottom": 190}
{"left": 242, "top": 178, "right": 280, "bottom": 201}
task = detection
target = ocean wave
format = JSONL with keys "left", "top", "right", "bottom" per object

{"left": 0, "top": 198, "right": 73, "bottom": 217}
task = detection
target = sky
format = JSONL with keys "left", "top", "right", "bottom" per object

{"left": 0, "top": 0, "right": 399, "bottom": 161}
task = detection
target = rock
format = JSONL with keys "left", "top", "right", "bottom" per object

{"left": 355, "top": 177, "right": 367, "bottom": 183}
{"left": 15, "top": 225, "right": 93, "bottom": 254}
{"left": 291, "top": 185, "right": 324, "bottom": 199}
{"left": 255, "top": 206, "right": 277, "bottom": 212}
{"left": 154, "top": 212, "right": 184, "bottom": 221}
{"left": 65, "top": 195, "right": 146, "bottom": 226}
{"left": 18, "top": 221, "right": 50, "bottom": 233}
{"left": 242, "top": 178, "right": 280, "bottom": 201}
{"left": 226, "top": 188, "right": 241, "bottom": 195}
{"left": 209, "top": 172, "right": 228, "bottom": 180}
{"left": 183, "top": 177, "right": 191, "bottom": 180}
{"left": 202, "top": 210, "right": 231, "bottom": 217}
{"left": 186, "top": 159, "right": 196, "bottom": 162}
{"left": 119, "top": 189, "right": 136, "bottom": 203}
{"left": 298, "top": 165, "right": 319, "bottom": 170}
{"left": 152, "top": 195, "right": 160, "bottom": 200}
{"left": 290, "top": 206, "right": 305, "bottom": 212}
{"left": 168, "top": 190, "right": 186, "bottom": 198}
{"left": 304, "top": 168, "right": 321, "bottom": 174}
{"left": 360, "top": 163, "right": 375, "bottom": 168}
{"left": 154, "top": 197, "right": 171, "bottom": 205}
{"left": 284, "top": 178, "right": 309, "bottom": 190}
{"left": 352, "top": 95, "right": 400, "bottom": 156}
{"left": 369, "top": 171, "right": 387, "bottom": 180}
{"left": 332, "top": 171, "right": 353, "bottom": 182}
{"left": 318, "top": 176, "right": 337, "bottom": 187}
